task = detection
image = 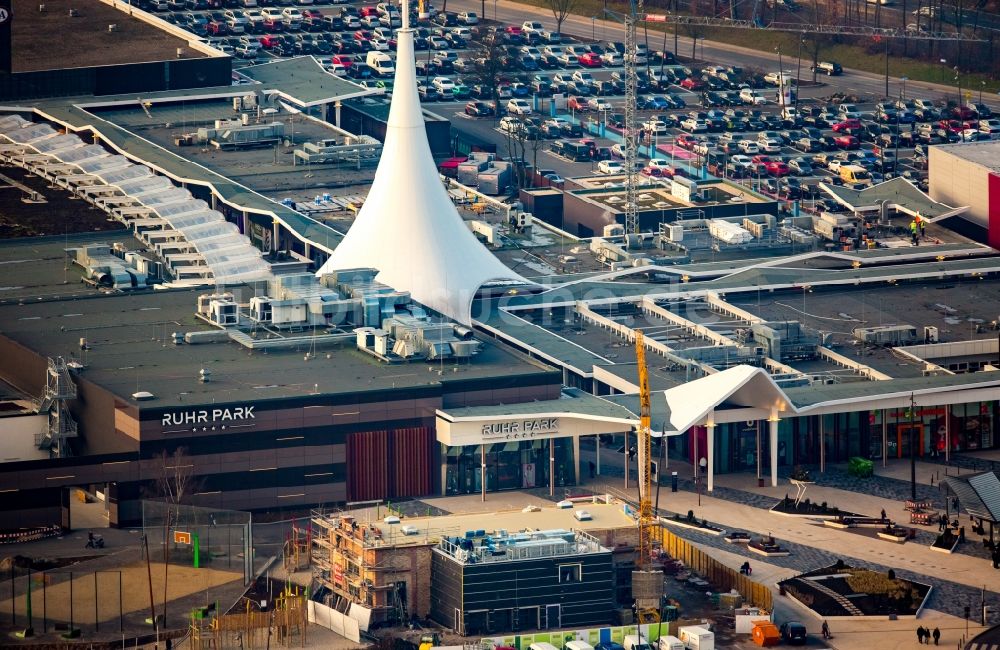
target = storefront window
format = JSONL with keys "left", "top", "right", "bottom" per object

{"left": 870, "top": 402, "right": 995, "bottom": 458}
{"left": 444, "top": 438, "right": 576, "bottom": 495}
{"left": 949, "top": 402, "right": 995, "bottom": 452}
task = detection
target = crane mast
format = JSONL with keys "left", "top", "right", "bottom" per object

{"left": 631, "top": 330, "right": 663, "bottom": 622}
{"left": 635, "top": 329, "right": 653, "bottom": 566}
{"left": 623, "top": 0, "right": 642, "bottom": 237}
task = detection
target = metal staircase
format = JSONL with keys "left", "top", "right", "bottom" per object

{"left": 35, "top": 357, "right": 79, "bottom": 458}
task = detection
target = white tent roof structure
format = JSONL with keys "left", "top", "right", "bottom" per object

{"left": 315, "top": 4, "right": 526, "bottom": 325}
{"left": 664, "top": 365, "right": 790, "bottom": 432}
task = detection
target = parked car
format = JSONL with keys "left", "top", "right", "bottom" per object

{"left": 507, "top": 98, "right": 532, "bottom": 115}
{"left": 779, "top": 622, "right": 808, "bottom": 645}
{"left": 597, "top": 160, "right": 624, "bottom": 174}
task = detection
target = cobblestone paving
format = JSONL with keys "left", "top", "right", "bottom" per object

{"left": 923, "top": 453, "right": 1000, "bottom": 473}
{"left": 391, "top": 500, "right": 450, "bottom": 517}
{"left": 781, "top": 464, "right": 947, "bottom": 509}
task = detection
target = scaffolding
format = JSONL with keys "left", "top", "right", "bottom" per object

{"left": 283, "top": 523, "right": 312, "bottom": 573}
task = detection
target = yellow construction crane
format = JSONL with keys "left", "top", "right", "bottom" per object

{"left": 632, "top": 329, "right": 663, "bottom": 623}
{"left": 635, "top": 329, "right": 653, "bottom": 567}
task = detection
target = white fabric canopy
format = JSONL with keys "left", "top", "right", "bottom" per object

{"left": 316, "top": 11, "right": 525, "bottom": 325}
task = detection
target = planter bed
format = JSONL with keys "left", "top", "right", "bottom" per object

{"left": 723, "top": 531, "right": 752, "bottom": 544}
{"left": 748, "top": 544, "right": 791, "bottom": 557}
{"left": 876, "top": 530, "right": 909, "bottom": 543}
{"left": 748, "top": 536, "right": 791, "bottom": 557}
{"left": 779, "top": 564, "right": 931, "bottom": 619}
{"left": 930, "top": 535, "right": 960, "bottom": 554}
{"left": 661, "top": 514, "right": 725, "bottom": 536}
{"left": 834, "top": 524, "right": 913, "bottom": 545}
{"left": 770, "top": 498, "right": 861, "bottom": 519}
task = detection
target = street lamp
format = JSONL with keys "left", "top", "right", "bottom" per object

{"left": 794, "top": 35, "right": 804, "bottom": 113}
{"left": 591, "top": 16, "right": 596, "bottom": 41}
{"left": 980, "top": 80, "right": 986, "bottom": 105}
{"left": 954, "top": 66, "right": 963, "bottom": 110}
{"left": 900, "top": 75, "right": 908, "bottom": 100}
{"left": 775, "top": 46, "right": 785, "bottom": 111}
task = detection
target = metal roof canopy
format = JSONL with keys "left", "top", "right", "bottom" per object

{"left": 234, "top": 56, "right": 382, "bottom": 108}
{"left": 819, "top": 177, "right": 968, "bottom": 221}
{"left": 940, "top": 471, "right": 1000, "bottom": 523}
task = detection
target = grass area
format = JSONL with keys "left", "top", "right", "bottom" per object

{"left": 507, "top": 0, "right": 1000, "bottom": 95}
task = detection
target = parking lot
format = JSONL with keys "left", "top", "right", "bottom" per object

{"left": 138, "top": 0, "right": 1000, "bottom": 209}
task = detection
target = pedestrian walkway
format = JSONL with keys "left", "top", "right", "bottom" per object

{"left": 578, "top": 472, "right": 999, "bottom": 620}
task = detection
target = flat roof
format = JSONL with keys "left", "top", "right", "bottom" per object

{"left": 87, "top": 101, "right": 377, "bottom": 197}
{"left": 0, "top": 288, "right": 557, "bottom": 408}
{"left": 0, "top": 231, "right": 141, "bottom": 304}
{"left": 570, "top": 178, "right": 771, "bottom": 212}
{"left": 12, "top": 0, "right": 207, "bottom": 73}
{"left": 933, "top": 140, "right": 1000, "bottom": 173}
{"left": 25, "top": 101, "right": 345, "bottom": 256}
{"left": 316, "top": 502, "right": 634, "bottom": 549}
{"left": 439, "top": 388, "right": 636, "bottom": 421}
{"left": 235, "top": 57, "right": 378, "bottom": 107}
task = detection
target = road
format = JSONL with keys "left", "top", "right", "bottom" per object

{"left": 444, "top": 0, "right": 998, "bottom": 107}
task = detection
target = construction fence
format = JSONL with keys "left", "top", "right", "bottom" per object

{"left": 659, "top": 527, "right": 773, "bottom": 612}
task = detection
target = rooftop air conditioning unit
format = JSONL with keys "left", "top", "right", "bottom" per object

{"left": 209, "top": 298, "right": 238, "bottom": 326}
{"left": 924, "top": 325, "right": 939, "bottom": 343}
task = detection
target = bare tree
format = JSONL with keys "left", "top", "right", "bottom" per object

{"left": 502, "top": 115, "right": 531, "bottom": 189}
{"left": 468, "top": 30, "right": 509, "bottom": 123}
{"left": 548, "top": 0, "right": 579, "bottom": 36}
{"left": 152, "top": 447, "right": 200, "bottom": 505}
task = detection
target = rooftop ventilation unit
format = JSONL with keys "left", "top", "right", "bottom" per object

{"left": 853, "top": 324, "right": 918, "bottom": 346}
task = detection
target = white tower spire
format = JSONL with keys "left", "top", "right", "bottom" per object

{"left": 315, "top": 3, "right": 526, "bottom": 325}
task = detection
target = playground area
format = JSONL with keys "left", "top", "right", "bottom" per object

{"left": 0, "top": 560, "right": 244, "bottom": 628}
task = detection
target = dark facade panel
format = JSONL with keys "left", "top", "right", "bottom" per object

{"left": 430, "top": 550, "right": 614, "bottom": 634}
{"left": 430, "top": 551, "right": 465, "bottom": 627}
{"left": 0, "top": 57, "right": 231, "bottom": 102}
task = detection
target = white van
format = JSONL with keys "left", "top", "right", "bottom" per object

{"left": 677, "top": 626, "right": 714, "bottom": 650}
{"left": 657, "top": 637, "right": 684, "bottom": 650}
{"left": 565, "top": 642, "right": 594, "bottom": 650}
{"left": 623, "top": 635, "right": 653, "bottom": 650}
{"left": 529, "top": 643, "right": 560, "bottom": 650}
{"left": 366, "top": 51, "right": 395, "bottom": 76}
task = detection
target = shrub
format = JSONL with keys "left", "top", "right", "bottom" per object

{"left": 803, "top": 498, "right": 811, "bottom": 509}
{"left": 687, "top": 510, "right": 695, "bottom": 522}
{"left": 887, "top": 569, "right": 896, "bottom": 580}
{"left": 820, "top": 501, "right": 828, "bottom": 512}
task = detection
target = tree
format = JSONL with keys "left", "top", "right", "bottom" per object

{"left": 151, "top": 447, "right": 200, "bottom": 505}
{"left": 501, "top": 115, "right": 531, "bottom": 190}
{"left": 467, "top": 30, "right": 509, "bottom": 124}
{"left": 547, "top": 0, "right": 579, "bottom": 36}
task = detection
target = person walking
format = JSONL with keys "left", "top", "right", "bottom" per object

{"left": 932, "top": 627, "right": 940, "bottom": 645}
{"left": 919, "top": 217, "right": 926, "bottom": 239}
{"left": 910, "top": 219, "right": 919, "bottom": 245}
{"left": 917, "top": 626, "right": 925, "bottom": 644}
{"left": 821, "top": 621, "right": 831, "bottom": 639}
